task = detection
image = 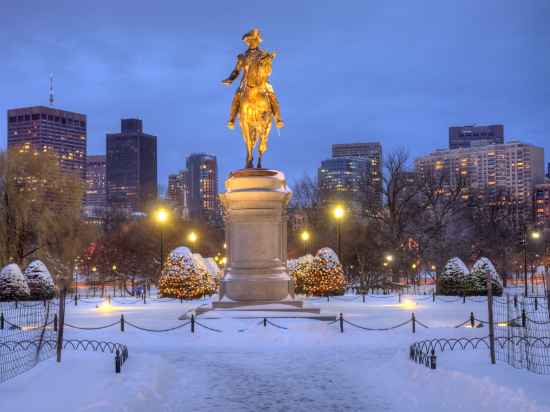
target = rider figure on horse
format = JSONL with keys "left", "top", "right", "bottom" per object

{"left": 222, "top": 28, "right": 284, "bottom": 130}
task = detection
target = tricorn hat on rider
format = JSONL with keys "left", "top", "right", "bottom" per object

{"left": 242, "top": 28, "right": 262, "bottom": 45}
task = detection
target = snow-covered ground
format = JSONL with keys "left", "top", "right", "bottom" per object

{"left": 1, "top": 294, "right": 549, "bottom": 412}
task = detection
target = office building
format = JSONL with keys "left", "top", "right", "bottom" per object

{"left": 449, "top": 124, "right": 504, "bottom": 150}
{"left": 415, "top": 141, "right": 545, "bottom": 204}
{"left": 318, "top": 157, "right": 370, "bottom": 213}
{"left": 186, "top": 153, "right": 218, "bottom": 221}
{"left": 7, "top": 106, "right": 87, "bottom": 179}
{"left": 106, "top": 119, "right": 157, "bottom": 214}
{"left": 84, "top": 155, "right": 107, "bottom": 220}
{"left": 332, "top": 142, "right": 382, "bottom": 208}
{"left": 167, "top": 170, "right": 189, "bottom": 219}
{"left": 534, "top": 183, "right": 550, "bottom": 228}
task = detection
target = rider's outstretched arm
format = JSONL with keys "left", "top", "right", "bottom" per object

{"left": 222, "top": 55, "right": 244, "bottom": 84}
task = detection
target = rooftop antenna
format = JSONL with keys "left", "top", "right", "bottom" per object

{"left": 49, "top": 73, "right": 54, "bottom": 106}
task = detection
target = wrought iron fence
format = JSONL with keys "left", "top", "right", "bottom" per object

{"left": 0, "top": 300, "right": 56, "bottom": 383}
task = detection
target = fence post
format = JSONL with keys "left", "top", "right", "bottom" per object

{"left": 398, "top": 293, "right": 401, "bottom": 303}
{"left": 487, "top": 269, "right": 496, "bottom": 365}
{"left": 535, "top": 297, "right": 538, "bottom": 311}
{"left": 430, "top": 349, "right": 437, "bottom": 370}
{"left": 411, "top": 313, "right": 416, "bottom": 333}
{"left": 327, "top": 295, "right": 330, "bottom": 302}
{"left": 470, "top": 312, "right": 475, "bottom": 328}
{"left": 191, "top": 314, "right": 195, "bottom": 333}
{"left": 339, "top": 313, "right": 344, "bottom": 333}
{"left": 143, "top": 292, "right": 146, "bottom": 305}
{"left": 53, "top": 313, "right": 58, "bottom": 332}
{"left": 521, "top": 309, "right": 526, "bottom": 328}
{"left": 513, "top": 295, "right": 518, "bottom": 308}
{"left": 463, "top": 294, "right": 466, "bottom": 304}
{"left": 120, "top": 314, "right": 125, "bottom": 332}
{"left": 15, "top": 300, "right": 18, "bottom": 309}
{"left": 362, "top": 294, "right": 366, "bottom": 303}
{"left": 433, "top": 291, "right": 435, "bottom": 303}
{"left": 0, "top": 312, "right": 3, "bottom": 330}
{"left": 115, "top": 349, "right": 121, "bottom": 373}
{"left": 74, "top": 294, "right": 78, "bottom": 306}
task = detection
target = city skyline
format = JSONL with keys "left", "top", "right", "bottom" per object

{"left": 1, "top": 1, "right": 549, "bottom": 189}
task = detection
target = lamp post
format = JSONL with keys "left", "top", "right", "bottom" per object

{"left": 301, "top": 230, "right": 311, "bottom": 255}
{"left": 523, "top": 227, "right": 541, "bottom": 297}
{"left": 155, "top": 208, "right": 169, "bottom": 276}
{"left": 333, "top": 205, "right": 345, "bottom": 262}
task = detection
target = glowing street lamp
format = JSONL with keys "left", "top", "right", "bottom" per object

{"left": 385, "top": 254, "right": 394, "bottom": 263}
{"left": 333, "top": 205, "right": 345, "bottom": 262}
{"left": 301, "top": 230, "right": 311, "bottom": 255}
{"left": 188, "top": 231, "right": 198, "bottom": 244}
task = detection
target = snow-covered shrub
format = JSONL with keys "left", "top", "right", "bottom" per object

{"left": 469, "top": 257, "right": 503, "bottom": 296}
{"left": 436, "top": 257, "right": 469, "bottom": 296}
{"left": 0, "top": 264, "right": 31, "bottom": 301}
{"left": 192, "top": 254, "right": 217, "bottom": 296}
{"left": 158, "top": 247, "right": 215, "bottom": 299}
{"left": 24, "top": 260, "right": 55, "bottom": 299}
{"left": 299, "top": 248, "right": 346, "bottom": 296}
{"left": 288, "top": 254, "right": 314, "bottom": 295}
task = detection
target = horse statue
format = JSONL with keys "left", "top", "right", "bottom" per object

{"left": 238, "top": 52, "right": 276, "bottom": 169}
{"left": 222, "top": 28, "right": 284, "bottom": 169}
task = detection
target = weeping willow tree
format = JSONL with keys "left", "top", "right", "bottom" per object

{"left": 0, "top": 148, "right": 97, "bottom": 288}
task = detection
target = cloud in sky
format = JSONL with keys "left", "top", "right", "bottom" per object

{"left": 1, "top": 0, "right": 549, "bottom": 190}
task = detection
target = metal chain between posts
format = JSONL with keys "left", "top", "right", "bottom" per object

{"left": 193, "top": 319, "right": 223, "bottom": 333}
{"left": 124, "top": 320, "right": 191, "bottom": 332}
{"left": 64, "top": 320, "right": 121, "bottom": 330}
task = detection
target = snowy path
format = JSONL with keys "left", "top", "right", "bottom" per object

{"left": 2, "top": 295, "right": 550, "bottom": 412}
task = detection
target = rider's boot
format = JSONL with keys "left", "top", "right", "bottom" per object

{"left": 256, "top": 157, "right": 263, "bottom": 169}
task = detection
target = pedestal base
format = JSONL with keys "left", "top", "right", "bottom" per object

{"left": 220, "top": 169, "right": 293, "bottom": 302}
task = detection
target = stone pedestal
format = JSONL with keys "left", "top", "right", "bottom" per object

{"left": 219, "top": 169, "right": 293, "bottom": 301}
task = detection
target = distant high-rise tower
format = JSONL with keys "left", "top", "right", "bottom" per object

{"left": 106, "top": 119, "right": 158, "bottom": 214}
{"left": 331, "top": 142, "right": 382, "bottom": 209}
{"left": 449, "top": 124, "right": 504, "bottom": 149}
{"left": 318, "top": 157, "right": 370, "bottom": 213}
{"left": 7, "top": 106, "right": 87, "bottom": 179}
{"left": 85, "top": 155, "right": 107, "bottom": 221}
{"left": 546, "top": 162, "right": 550, "bottom": 179}
{"left": 186, "top": 153, "right": 218, "bottom": 221}
{"left": 167, "top": 170, "right": 189, "bottom": 219}
{"left": 415, "top": 141, "right": 545, "bottom": 204}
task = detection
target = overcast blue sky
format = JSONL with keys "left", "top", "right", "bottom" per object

{"left": 1, "top": 0, "right": 549, "bottom": 191}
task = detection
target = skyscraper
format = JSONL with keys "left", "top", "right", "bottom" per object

{"left": 449, "top": 124, "right": 504, "bottom": 149}
{"left": 534, "top": 183, "right": 550, "bottom": 228}
{"left": 84, "top": 155, "right": 107, "bottom": 221}
{"left": 106, "top": 119, "right": 157, "bottom": 214}
{"left": 546, "top": 162, "right": 550, "bottom": 179}
{"left": 318, "top": 157, "right": 370, "bottom": 213}
{"left": 415, "top": 141, "right": 545, "bottom": 204}
{"left": 7, "top": 106, "right": 87, "bottom": 179}
{"left": 186, "top": 153, "right": 218, "bottom": 221}
{"left": 331, "top": 142, "right": 382, "bottom": 208}
{"left": 167, "top": 170, "right": 189, "bottom": 219}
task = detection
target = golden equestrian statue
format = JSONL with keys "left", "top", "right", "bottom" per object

{"left": 222, "top": 28, "right": 284, "bottom": 169}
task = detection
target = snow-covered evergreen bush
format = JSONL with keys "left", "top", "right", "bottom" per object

{"left": 288, "top": 254, "right": 314, "bottom": 295}
{"left": 469, "top": 257, "right": 503, "bottom": 296}
{"left": 24, "top": 260, "right": 55, "bottom": 299}
{"left": 436, "top": 257, "right": 469, "bottom": 296}
{"left": 158, "top": 248, "right": 215, "bottom": 299}
{"left": 298, "top": 248, "right": 346, "bottom": 296}
{"left": 192, "top": 254, "right": 216, "bottom": 296}
{"left": 0, "top": 264, "right": 31, "bottom": 301}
